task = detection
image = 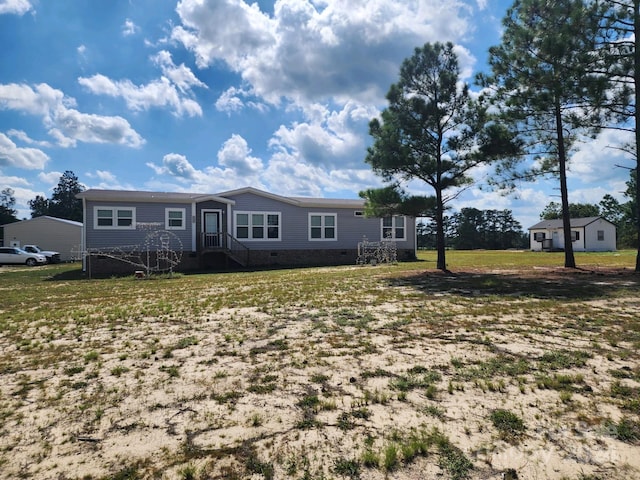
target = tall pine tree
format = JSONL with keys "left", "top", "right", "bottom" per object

{"left": 363, "top": 42, "right": 509, "bottom": 270}
{"left": 480, "top": 0, "right": 612, "bottom": 268}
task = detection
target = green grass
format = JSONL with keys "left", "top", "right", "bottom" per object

{"left": 0, "top": 251, "right": 639, "bottom": 479}
{"left": 490, "top": 409, "right": 526, "bottom": 441}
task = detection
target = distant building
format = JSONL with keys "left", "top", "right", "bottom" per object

{"left": 1, "top": 216, "right": 83, "bottom": 261}
{"left": 528, "top": 217, "right": 616, "bottom": 252}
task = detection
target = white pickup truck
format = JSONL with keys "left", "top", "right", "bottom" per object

{"left": 22, "top": 245, "right": 61, "bottom": 263}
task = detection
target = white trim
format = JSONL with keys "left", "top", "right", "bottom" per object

{"left": 234, "top": 211, "right": 282, "bottom": 241}
{"left": 308, "top": 212, "right": 337, "bottom": 241}
{"left": 81, "top": 198, "right": 87, "bottom": 271}
{"left": 381, "top": 215, "right": 406, "bottom": 241}
{"left": 201, "top": 209, "right": 223, "bottom": 248}
{"left": 165, "top": 207, "right": 186, "bottom": 230}
{"left": 93, "top": 206, "right": 136, "bottom": 230}
{"left": 191, "top": 202, "right": 196, "bottom": 251}
{"left": 201, "top": 209, "right": 222, "bottom": 232}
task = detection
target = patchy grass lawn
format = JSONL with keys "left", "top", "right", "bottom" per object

{"left": 1, "top": 250, "right": 639, "bottom": 480}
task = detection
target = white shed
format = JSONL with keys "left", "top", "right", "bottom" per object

{"left": 529, "top": 217, "right": 616, "bottom": 252}
{"left": 1, "top": 216, "right": 83, "bottom": 261}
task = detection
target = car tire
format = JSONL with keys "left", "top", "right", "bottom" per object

{"left": 26, "top": 258, "right": 37, "bottom": 267}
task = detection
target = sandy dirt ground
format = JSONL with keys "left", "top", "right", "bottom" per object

{"left": 1, "top": 266, "right": 639, "bottom": 479}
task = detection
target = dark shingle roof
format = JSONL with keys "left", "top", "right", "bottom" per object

{"left": 528, "top": 217, "right": 607, "bottom": 230}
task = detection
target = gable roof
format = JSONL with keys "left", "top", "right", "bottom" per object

{"left": 3, "top": 215, "right": 82, "bottom": 228}
{"left": 528, "top": 216, "right": 614, "bottom": 230}
{"left": 78, "top": 187, "right": 366, "bottom": 209}
{"left": 217, "top": 186, "right": 365, "bottom": 208}
{"left": 216, "top": 187, "right": 300, "bottom": 206}
{"left": 77, "top": 189, "right": 235, "bottom": 205}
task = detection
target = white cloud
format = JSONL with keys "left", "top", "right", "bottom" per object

{"left": 144, "top": 141, "right": 379, "bottom": 198}
{"left": 217, "top": 134, "right": 263, "bottom": 175}
{"left": 173, "top": 0, "right": 474, "bottom": 106}
{"left": 0, "top": 0, "right": 32, "bottom": 15}
{"left": 269, "top": 101, "right": 377, "bottom": 169}
{"left": 6, "top": 129, "right": 51, "bottom": 147}
{"left": 88, "top": 170, "right": 118, "bottom": 183}
{"left": 172, "top": 0, "right": 276, "bottom": 69}
{"left": 569, "top": 129, "right": 635, "bottom": 183}
{"left": 49, "top": 107, "right": 145, "bottom": 148}
{"left": 78, "top": 52, "right": 206, "bottom": 117}
{"left": 156, "top": 153, "right": 199, "bottom": 180}
{"left": 0, "top": 173, "right": 30, "bottom": 187}
{"left": 260, "top": 152, "right": 380, "bottom": 198}
{"left": 215, "top": 87, "right": 246, "bottom": 114}
{"left": 0, "top": 83, "right": 67, "bottom": 118}
{"left": 215, "top": 86, "right": 268, "bottom": 114}
{"left": 0, "top": 133, "right": 49, "bottom": 169}
{"left": 85, "top": 170, "right": 135, "bottom": 190}
{"left": 146, "top": 151, "right": 267, "bottom": 192}
{"left": 0, "top": 82, "right": 144, "bottom": 148}
{"left": 151, "top": 51, "right": 207, "bottom": 94}
{"left": 37, "top": 170, "right": 63, "bottom": 186}
{"left": 122, "top": 18, "right": 139, "bottom": 37}
{"left": 78, "top": 74, "right": 202, "bottom": 117}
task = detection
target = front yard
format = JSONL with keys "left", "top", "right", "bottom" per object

{"left": 1, "top": 250, "right": 639, "bottom": 479}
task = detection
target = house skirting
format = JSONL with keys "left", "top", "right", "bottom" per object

{"left": 208, "top": 248, "right": 415, "bottom": 268}
{"left": 85, "top": 248, "right": 416, "bottom": 276}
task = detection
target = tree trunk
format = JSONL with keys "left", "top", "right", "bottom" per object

{"left": 435, "top": 186, "right": 446, "bottom": 270}
{"left": 555, "top": 98, "right": 576, "bottom": 268}
{"left": 634, "top": 0, "right": 640, "bottom": 272}
{"left": 435, "top": 138, "right": 447, "bottom": 271}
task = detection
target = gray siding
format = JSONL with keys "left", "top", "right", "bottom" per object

{"left": 226, "top": 192, "right": 416, "bottom": 251}
{"left": 84, "top": 200, "right": 193, "bottom": 252}
{"left": 81, "top": 189, "right": 417, "bottom": 272}
{"left": 3, "top": 216, "right": 82, "bottom": 262}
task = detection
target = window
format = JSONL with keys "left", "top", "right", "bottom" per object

{"left": 354, "top": 211, "right": 364, "bottom": 217}
{"left": 94, "top": 207, "right": 136, "bottom": 229}
{"left": 234, "top": 212, "right": 280, "bottom": 240}
{"left": 571, "top": 231, "right": 580, "bottom": 241}
{"left": 309, "top": 213, "right": 337, "bottom": 241}
{"left": 165, "top": 208, "right": 186, "bottom": 230}
{"left": 382, "top": 216, "right": 406, "bottom": 240}
{"left": 534, "top": 232, "right": 546, "bottom": 241}
{"left": 597, "top": 230, "right": 605, "bottom": 241}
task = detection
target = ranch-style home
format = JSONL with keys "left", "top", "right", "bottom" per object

{"left": 528, "top": 216, "right": 617, "bottom": 252}
{"left": 77, "top": 187, "right": 417, "bottom": 275}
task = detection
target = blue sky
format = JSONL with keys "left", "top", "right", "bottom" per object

{"left": 0, "top": 0, "right": 635, "bottom": 230}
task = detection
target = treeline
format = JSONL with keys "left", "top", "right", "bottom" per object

{"left": 0, "top": 171, "right": 84, "bottom": 225}
{"left": 418, "top": 208, "right": 528, "bottom": 250}
{"left": 418, "top": 169, "right": 639, "bottom": 251}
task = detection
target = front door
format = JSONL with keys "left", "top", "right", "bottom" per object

{"left": 204, "top": 211, "right": 220, "bottom": 247}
